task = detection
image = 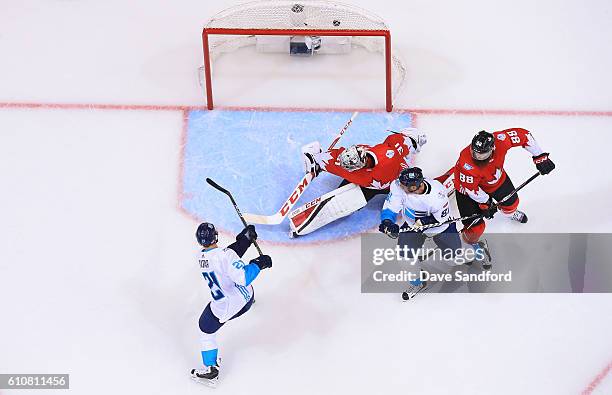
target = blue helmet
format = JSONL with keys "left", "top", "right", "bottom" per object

{"left": 196, "top": 222, "right": 218, "bottom": 247}
{"left": 399, "top": 167, "right": 424, "bottom": 188}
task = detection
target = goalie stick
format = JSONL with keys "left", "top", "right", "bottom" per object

{"left": 242, "top": 111, "right": 359, "bottom": 225}
{"left": 399, "top": 172, "right": 541, "bottom": 233}
{"left": 206, "top": 177, "right": 264, "bottom": 256}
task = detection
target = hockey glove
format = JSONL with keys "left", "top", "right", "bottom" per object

{"left": 237, "top": 225, "right": 258, "bottom": 242}
{"left": 533, "top": 153, "right": 555, "bottom": 175}
{"left": 304, "top": 152, "right": 322, "bottom": 176}
{"left": 398, "top": 128, "right": 427, "bottom": 153}
{"left": 250, "top": 255, "right": 272, "bottom": 270}
{"left": 478, "top": 199, "right": 498, "bottom": 219}
{"left": 379, "top": 219, "right": 400, "bottom": 239}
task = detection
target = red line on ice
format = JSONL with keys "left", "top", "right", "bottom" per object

{"left": 0, "top": 101, "right": 188, "bottom": 112}
{"left": 582, "top": 360, "right": 612, "bottom": 395}
{"left": 1, "top": 101, "right": 611, "bottom": 117}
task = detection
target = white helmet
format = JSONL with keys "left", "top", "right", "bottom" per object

{"left": 338, "top": 145, "right": 367, "bottom": 172}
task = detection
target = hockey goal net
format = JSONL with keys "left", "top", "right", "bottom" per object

{"left": 201, "top": 0, "right": 406, "bottom": 112}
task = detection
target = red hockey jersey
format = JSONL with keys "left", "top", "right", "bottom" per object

{"left": 316, "top": 133, "right": 417, "bottom": 190}
{"left": 453, "top": 128, "right": 543, "bottom": 203}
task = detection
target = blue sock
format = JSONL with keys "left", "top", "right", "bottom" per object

{"left": 201, "top": 349, "right": 218, "bottom": 367}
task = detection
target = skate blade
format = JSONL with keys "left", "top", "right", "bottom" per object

{"left": 401, "top": 284, "right": 429, "bottom": 302}
{"left": 190, "top": 375, "right": 218, "bottom": 388}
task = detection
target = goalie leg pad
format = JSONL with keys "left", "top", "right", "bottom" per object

{"left": 289, "top": 183, "right": 367, "bottom": 236}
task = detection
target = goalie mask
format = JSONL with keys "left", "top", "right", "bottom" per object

{"left": 338, "top": 145, "right": 367, "bottom": 172}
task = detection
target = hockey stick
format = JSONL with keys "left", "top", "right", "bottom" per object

{"left": 328, "top": 111, "right": 359, "bottom": 150}
{"left": 463, "top": 171, "right": 540, "bottom": 229}
{"left": 206, "top": 177, "right": 264, "bottom": 256}
{"left": 242, "top": 111, "right": 359, "bottom": 225}
{"left": 400, "top": 172, "right": 541, "bottom": 233}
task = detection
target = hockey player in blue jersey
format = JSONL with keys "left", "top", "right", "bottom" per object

{"left": 379, "top": 167, "right": 490, "bottom": 301}
{"left": 190, "top": 222, "right": 272, "bottom": 387}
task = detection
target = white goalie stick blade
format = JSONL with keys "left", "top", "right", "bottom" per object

{"left": 242, "top": 172, "right": 315, "bottom": 225}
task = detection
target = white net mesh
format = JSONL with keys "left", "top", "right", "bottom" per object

{"left": 202, "top": 0, "right": 406, "bottom": 103}
{"left": 206, "top": 0, "right": 388, "bottom": 31}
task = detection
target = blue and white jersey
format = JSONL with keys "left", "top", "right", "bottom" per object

{"left": 198, "top": 247, "right": 260, "bottom": 323}
{"left": 381, "top": 178, "right": 451, "bottom": 236}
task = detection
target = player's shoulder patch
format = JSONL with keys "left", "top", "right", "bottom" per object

{"left": 386, "top": 149, "right": 395, "bottom": 158}
{"left": 496, "top": 133, "right": 506, "bottom": 141}
{"left": 463, "top": 162, "right": 474, "bottom": 171}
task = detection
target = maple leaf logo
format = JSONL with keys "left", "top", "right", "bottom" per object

{"left": 371, "top": 179, "right": 391, "bottom": 190}
{"left": 486, "top": 168, "right": 503, "bottom": 184}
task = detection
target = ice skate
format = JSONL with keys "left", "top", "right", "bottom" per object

{"left": 190, "top": 365, "right": 219, "bottom": 388}
{"left": 509, "top": 210, "right": 528, "bottom": 223}
{"left": 472, "top": 239, "right": 492, "bottom": 270}
{"left": 401, "top": 281, "right": 428, "bottom": 301}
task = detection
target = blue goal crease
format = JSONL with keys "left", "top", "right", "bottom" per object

{"left": 181, "top": 110, "right": 412, "bottom": 243}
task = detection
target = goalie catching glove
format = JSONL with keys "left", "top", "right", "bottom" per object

{"left": 397, "top": 127, "right": 428, "bottom": 153}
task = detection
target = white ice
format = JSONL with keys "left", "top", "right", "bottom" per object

{"left": 1, "top": 1, "right": 612, "bottom": 394}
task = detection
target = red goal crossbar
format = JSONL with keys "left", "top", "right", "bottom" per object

{"left": 202, "top": 28, "right": 394, "bottom": 112}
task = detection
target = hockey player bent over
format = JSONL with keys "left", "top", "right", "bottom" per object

{"left": 190, "top": 223, "right": 272, "bottom": 387}
{"left": 291, "top": 128, "right": 427, "bottom": 236}
{"left": 378, "top": 167, "right": 491, "bottom": 301}
{"left": 454, "top": 129, "right": 555, "bottom": 246}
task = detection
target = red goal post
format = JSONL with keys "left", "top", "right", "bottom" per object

{"left": 201, "top": 1, "right": 406, "bottom": 112}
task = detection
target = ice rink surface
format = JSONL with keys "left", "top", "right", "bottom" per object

{"left": 1, "top": 0, "right": 612, "bottom": 394}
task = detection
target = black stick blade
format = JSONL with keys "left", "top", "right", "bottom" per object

{"left": 206, "top": 178, "right": 229, "bottom": 195}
